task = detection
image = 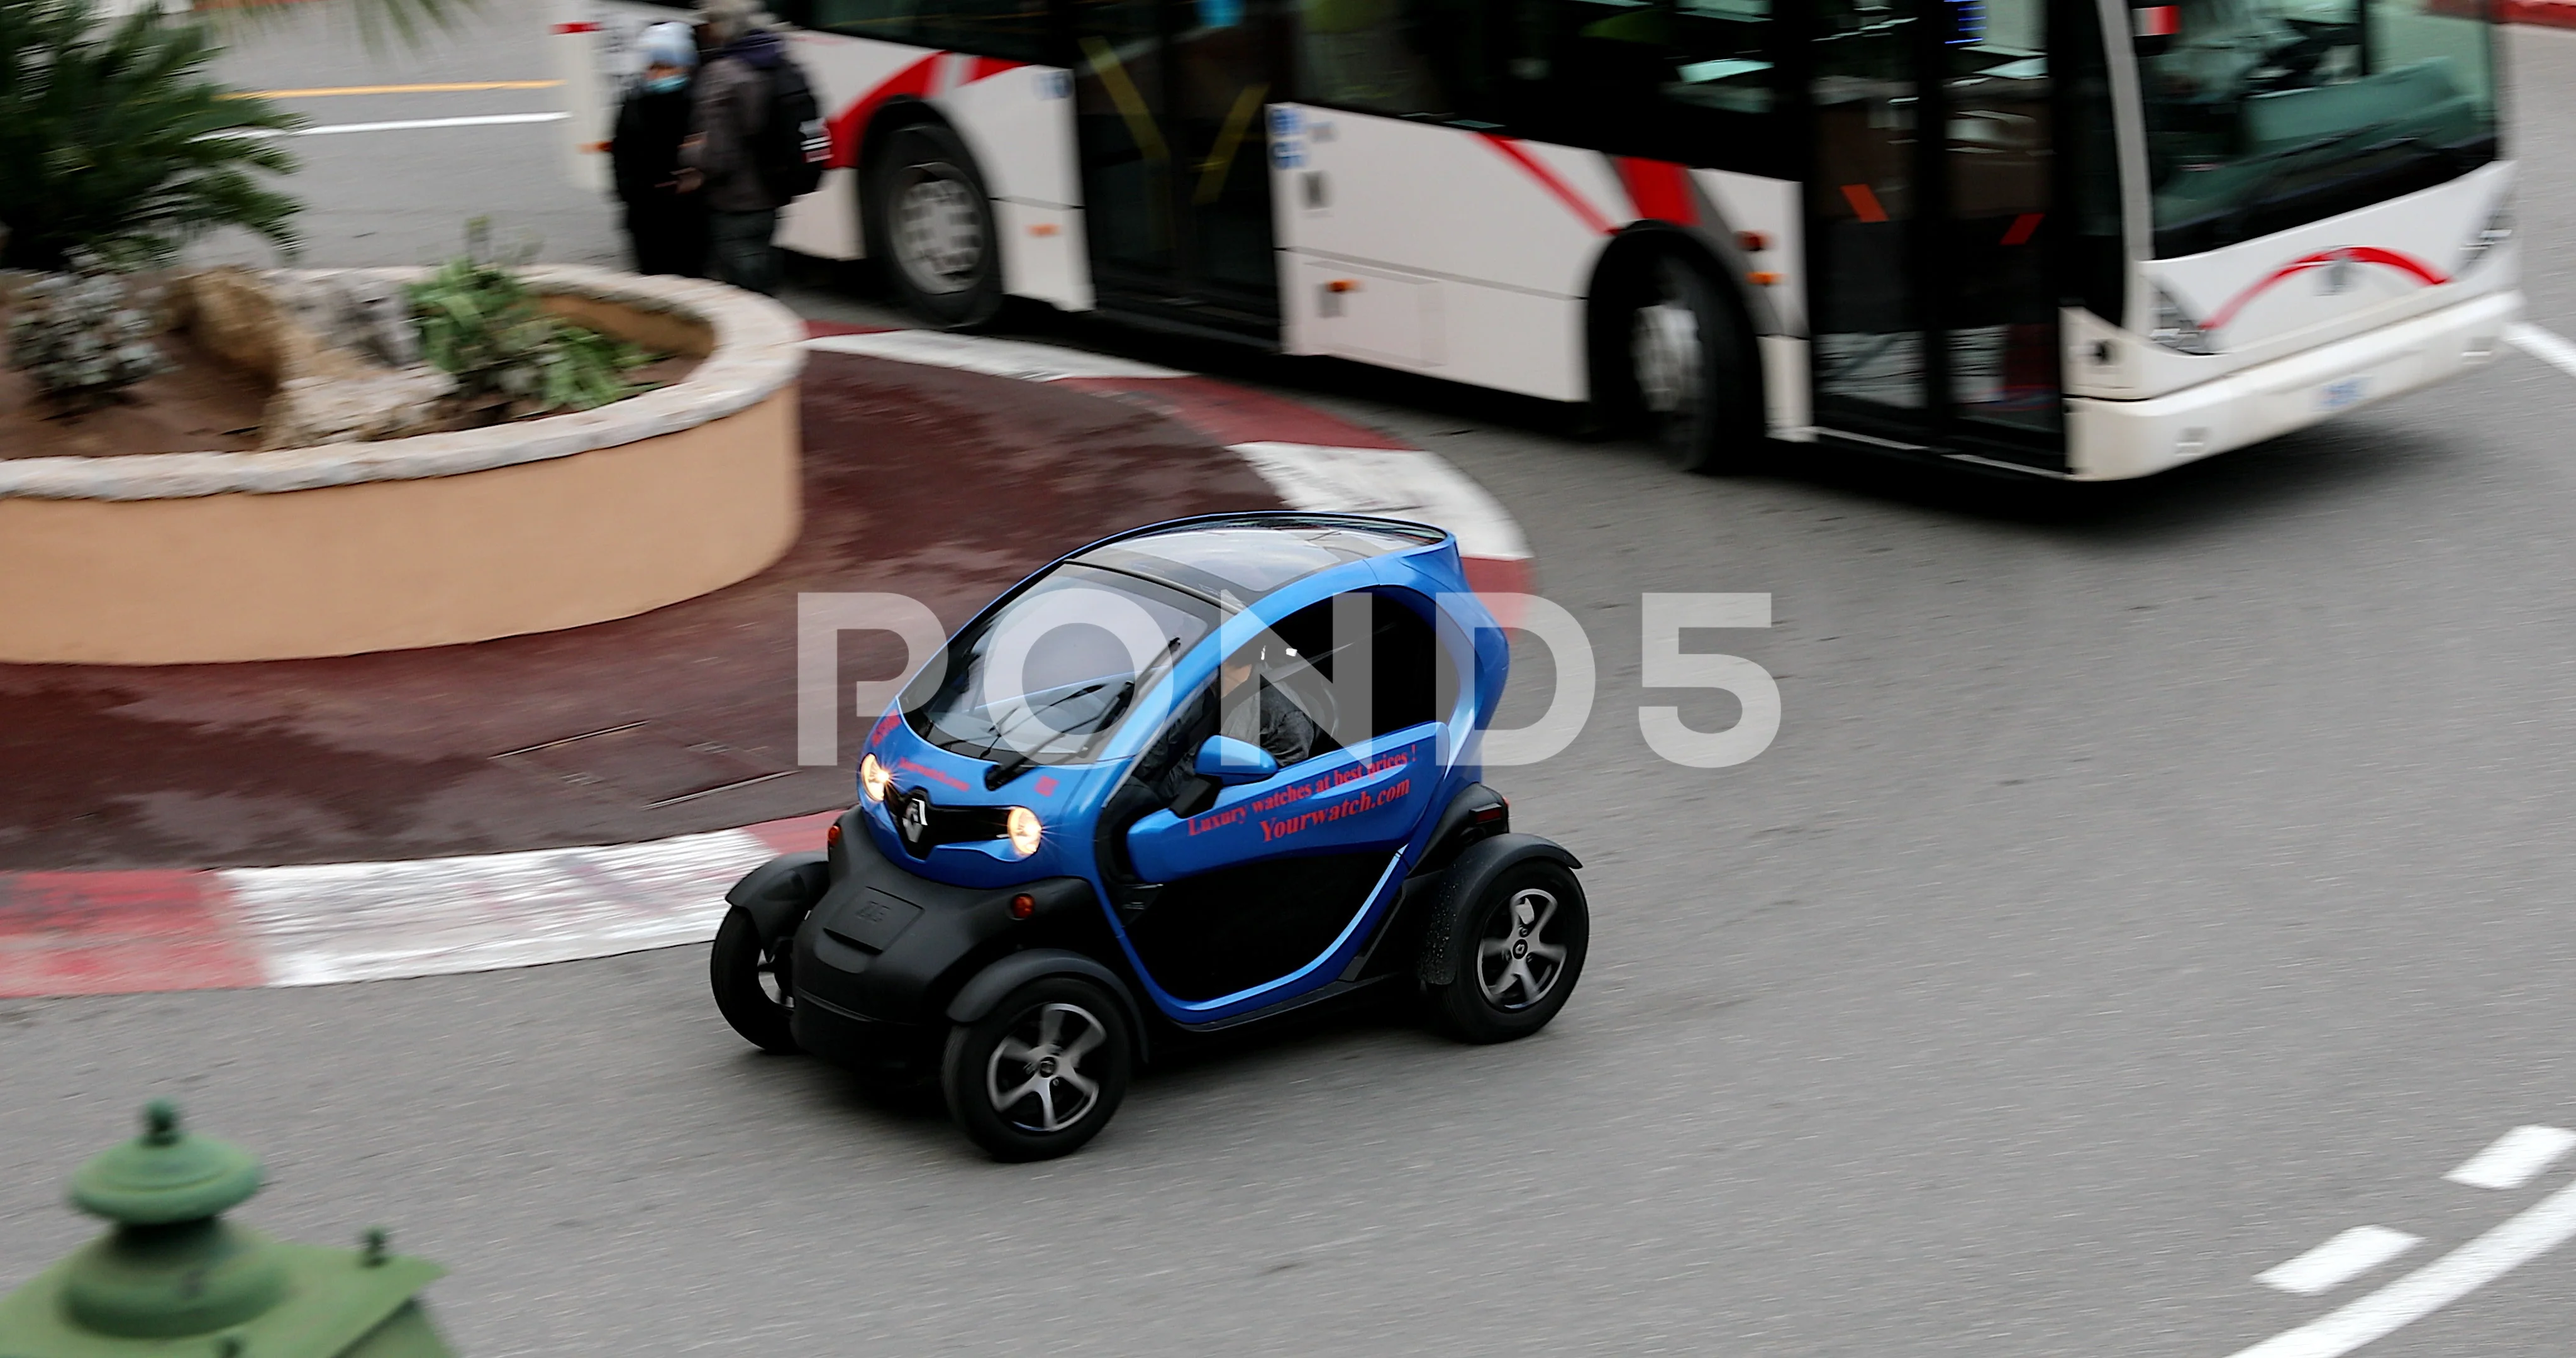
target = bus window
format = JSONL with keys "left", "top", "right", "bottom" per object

{"left": 1291, "top": 0, "right": 1496, "bottom": 120}
{"left": 1665, "top": 0, "right": 1772, "bottom": 114}
{"left": 810, "top": 0, "right": 1050, "bottom": 62}
{"left": 1494, "top": 0, "right": 1778, "bottom": 167}
{"left": 2134, "top": 0, "right": 2498, "bottom": 255}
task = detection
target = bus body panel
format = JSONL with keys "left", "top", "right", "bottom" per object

{"left": 2132, "top": 160, "right": 2516, "bottom": 399}
{"left": 2068, "top": 287, "right": 2516, "bottom": 480}
{"left": 1697, "top": 169, "right": 1805, "bottom": 338}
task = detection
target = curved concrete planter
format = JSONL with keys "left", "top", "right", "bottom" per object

{"left": 0, "top": 267, "right": 805, "bottom": 665}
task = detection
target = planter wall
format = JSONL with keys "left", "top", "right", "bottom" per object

{"left": 0, "top": 267, "right": 804, "bottom": 665}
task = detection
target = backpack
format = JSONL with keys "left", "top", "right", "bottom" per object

{"left": 754, "top": 57, "right": 829, "bottom": 202}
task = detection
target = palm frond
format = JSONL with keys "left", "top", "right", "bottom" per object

{"left": 0, "top": 0, "right": 306, "bottom": 268}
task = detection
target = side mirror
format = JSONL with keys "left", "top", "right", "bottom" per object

{"left": 1194, "top": 734, "right": 1278, "bottom": 787}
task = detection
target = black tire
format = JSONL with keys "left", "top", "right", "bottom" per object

{"left": 864, "top": 121, "right": 1002, "bottom": 329}
{"left": 711, "top": 907, "right": 801, "bottom": 1054}
{"left": 1426, "top": 859, "right": 1589, "bottom": 1044}
{"left": 1613, "top": 253, "right": 1758, "bottom": 475}
{"left": 940, "top": 975, "right": 1133, "bottom": 1161}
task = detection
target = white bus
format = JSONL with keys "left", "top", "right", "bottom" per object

{"left": 555, "top": 0, "right": 2514, "bottom": 480}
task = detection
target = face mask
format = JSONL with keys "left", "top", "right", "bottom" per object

{"left": 645, "top": 72, "right": 689, "bottom": 94}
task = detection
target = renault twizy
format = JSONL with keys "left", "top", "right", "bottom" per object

{"left": 713, "top": 513, "right": 1588, "bottom": 1159}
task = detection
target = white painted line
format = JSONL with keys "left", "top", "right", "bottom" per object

{"left": 2226, "top": 1174, "right": 2576, "bottom": 1358}
{"left": 225, "top": 112, "right": 571, "bottom": 139}
{"left": 2257, "top": 1227, "right": 2421, "bottom": 1296}
{"left": 1226, "top": 441, "right": 1533, "bottom": 563}
{"left": 2506, "top": 322, "right": 2576, "bottom": 381}
{"left": 2446, "top": 1125, "right": 2576, "bottom": 1190}
{"left": 223, "top": 829, "right": 773, "bottom": 986}
{"left": 803, "top": 330, "right": 1188, "bottom": 382}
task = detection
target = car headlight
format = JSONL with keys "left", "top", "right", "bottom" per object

{"left": 2148, "top": 284, "right": 2216, "bottom": 355}
{"left": 2458, "top": 202, "right": 2513, "bottom": 275}
{"left": 860, "top": 753, "right": 891, "bottom": 803}
{"left": 1005, "top": 806, "right": 1042, "bottom": 858}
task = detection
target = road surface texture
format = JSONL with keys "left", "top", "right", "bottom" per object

{"left": 6, "top": 10, "right": 2576, "bottom": 1358}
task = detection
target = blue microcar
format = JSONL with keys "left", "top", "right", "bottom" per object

{"left": 713, "top": 513, "right": 1588, "bottom": 1159}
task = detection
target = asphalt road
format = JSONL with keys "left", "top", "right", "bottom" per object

{"left": 8, "top": 11, "right": 2576, "bottom": 1358}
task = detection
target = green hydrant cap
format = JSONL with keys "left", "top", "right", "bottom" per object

{"left": 67, "top": 1100, "right": 264, "bottom": 1225}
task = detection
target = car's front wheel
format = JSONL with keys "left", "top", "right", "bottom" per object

{"left": 711, "top": 907, "right": 801, "bottom": 1054}
{"left": 941, "top": 976, "right": 1133, "bottom": 1161}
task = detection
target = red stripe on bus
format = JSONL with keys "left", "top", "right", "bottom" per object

{"left": 2000, "top": 211, "right": 2043, "bottom": 246}
{"left": 1480, "top": 135, "right": 1614, "bottom": 235}
{"left": 1614, "top": 157, "right": 1697, "bottom": 226}
{"left": 827, "top": 52, "right": 943, "bottom": 170}
{"left": 1841, "top": 183, "right": 1889, "bottom": 223}
{"left": 969, "top": 56, "right": 1028, "bottom": 83}
{"left": 553, "top": 20, "right": 601, "bottom": 33}
{"left": 2201, "top": 246, "right": 2450, "bottom": 332}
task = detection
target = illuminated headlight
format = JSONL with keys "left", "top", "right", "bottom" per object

{"left": 1005, "top": 806, "right": 1043, "bottom": 858}
{"left": 860, "top": 753, "right": 891, "bottom": 803}
{"left": 2457, "top": 203, "right": 2513, "bottom": 274}
{"left": 2148, "top": 284, "right": 2216, "bottom": 355}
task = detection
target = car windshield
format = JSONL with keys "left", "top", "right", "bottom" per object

{"left": 2133, "top": 0, "right": 2497, "bottom": 257}
{"left": 901, "top": 565, "right": 1223, "bottom": 769}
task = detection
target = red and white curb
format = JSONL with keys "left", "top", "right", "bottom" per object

{"left": 1, "top": 331, "right": 1536, "bottom": 1000}
{"left": 0, "top": 815, "right": 836, "bottom": 999}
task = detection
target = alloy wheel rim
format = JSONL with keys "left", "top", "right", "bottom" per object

{"left": 755, "top": 941, "right": 793, "bottom": 1011}
{"left": 986, "top": 1002, "right": 1108, "bottom": 1133}
{"left": 893, "top": 167, "right": 984, "bottom": 295}
{"left": 1632, "top": 267, "right": 1703, "bottom": 417}
{"left": 1475, "top": 888, "right": 1568, "bottom": 1010}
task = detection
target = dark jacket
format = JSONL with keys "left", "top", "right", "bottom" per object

{"left": 611, "top": 80, "right": 697, "bottom": 207}
{"left": 681, "top": 30, "right": 787, "bottom": 214}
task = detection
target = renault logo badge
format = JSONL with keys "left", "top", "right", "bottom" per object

{"left": 900, "top": 792, "right": 930, "bottom": 846}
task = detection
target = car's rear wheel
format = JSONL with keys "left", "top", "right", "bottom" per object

{"left": 865, "top": 121, "right": 1002, "bottom": 329}
{"left": 941, "top": 976, "right": 1133, "bottom": 1161}
{"left": 711, "top": 907, "right": 800, "bottom": 1054}
{"left": 1426, "top": 860, "right": 1589, "bottom": 1043}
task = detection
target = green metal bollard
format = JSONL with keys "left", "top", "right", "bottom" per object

{"left": 0, "top": 1101, "right": 455, "bottom": 1357}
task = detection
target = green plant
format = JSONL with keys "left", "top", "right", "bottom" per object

{"left": 6, "top": 248, "right": 170, "bottom": 411}
{"left": 0, "top": 0, "right": 304, "bottom": 270}
{"left": 409, "top": 224, "right": 651, "bottom": 417}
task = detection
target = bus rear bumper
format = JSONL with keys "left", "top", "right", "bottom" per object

{"left": 2066, "top": 290, "right": 2521, "bottom": 482}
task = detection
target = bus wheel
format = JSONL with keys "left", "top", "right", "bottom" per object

{"left": 1626, "top": 256, "right": 1755, "bottom": 475}
{"left": 866, "top": 122, "right": 1002, "bottom": 329}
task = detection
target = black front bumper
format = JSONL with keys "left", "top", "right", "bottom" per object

{"left": 787, "top": 810, "right": 1097, "bottom": 1066}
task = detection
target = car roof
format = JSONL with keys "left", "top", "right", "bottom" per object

{"left": 1069, "top": 514, "right": 1447, "bottom": 602}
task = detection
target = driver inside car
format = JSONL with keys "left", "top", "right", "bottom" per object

{"left": 1219, "top": 643, "right": 1321, "bottom": 770}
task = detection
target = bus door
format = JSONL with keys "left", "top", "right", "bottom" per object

{"left": 1803, "top": 0, "right": 2067, "bottom": 470}
{"left": 1068, "top": 0, "right": 1287, "bottom": 340}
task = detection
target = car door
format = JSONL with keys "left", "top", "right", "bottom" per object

{"left": 1115, "top": 589, "right": 1447, "bottom": 1008}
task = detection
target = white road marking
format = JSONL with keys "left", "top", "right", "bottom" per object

{"left": 1227, "top": 441, "right": 1533, "bottom": 563}
{"left": 227, "top": 112, "right": 572, "bottom": 139}
{"left": 2446, "top": 1125, "right": 2576, "bottom": 1190}
{"left": 223, "top": 829, "right": 773, "bottom": 986}
{"left": 2226, "top": 1174, "right": 2576, "bottom": 1358}
{"left": 803, "top": 330, "right": 1187, "bottom": 381}
{"left": 2257, "top": 1227, "right": 2421, "bottom": 1296}
{"left": 2506, "top": 322, "right": 2576, "bottom": 380}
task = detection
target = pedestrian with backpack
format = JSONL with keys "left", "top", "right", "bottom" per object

{"left": 677, "top": 0, "right": 828, "bottom": 295}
